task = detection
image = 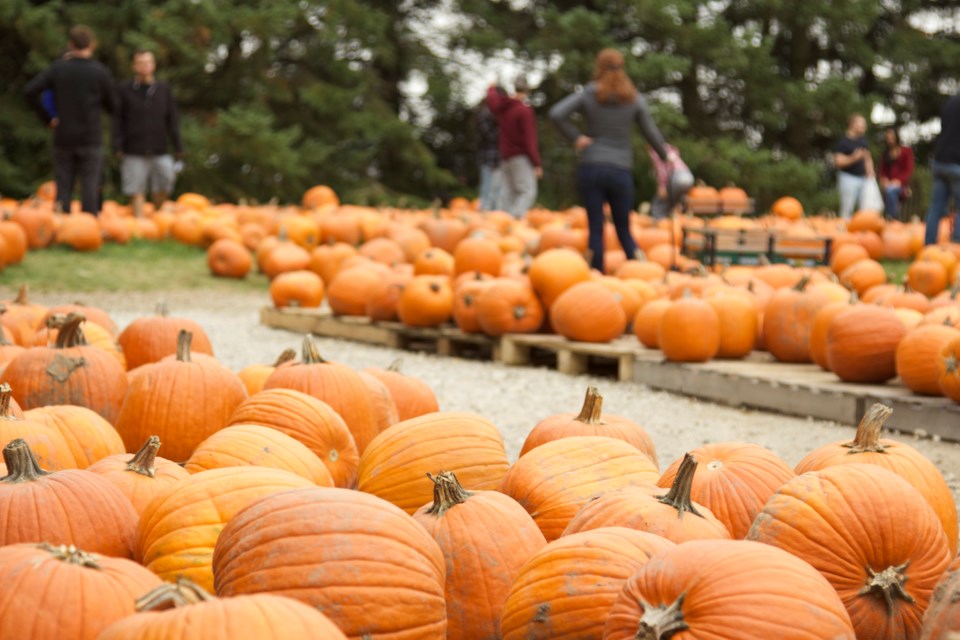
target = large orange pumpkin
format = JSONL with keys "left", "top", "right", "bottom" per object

{"left": 453, "top": 235, "right": 503, "bottom": 276}
{"left": 707, "top": 293, "right": 758, "bottom": 359}
{"left": 920, "top": 565, "right": 960, "bottom": 639}
{"left": 897, "top": 324, "right": 960, "bottom": 395}
{"left": 809, "top": 293, "right": 857, "bottom": 370}
{"left": 825, "top": 306, "right": 907, "bottom": 383}
{"left": 86, "top": 436, "right": 191, "bottom": 516}
{"left": 118, "top": 304, "right": 214, "bottom": 371}
{"left": 236, "top": 348, "right": 296, "bottom": 397}
{"left": 939, "top": 335, "right": 960, "bottom": 402}
{"left": 397, "top": 275, "right": 454, "bottom": 327}
{"left": 24, "top": 404, "right": 125, "bottom": 468}
{"left": 763, "top": 276, "right": 830, "bottom": 363}
{"left": 550, "top": 281, "right": 627, "bottom": 343}
{"left": 528, "top": 248, "right": 592, "bottom": 308}
{"left": 633, "top": 297, "right": 671, "bottom": 348}
{"left": 658, "top": 293, "right": 720, "bottom": 362}
{"left": 269, "top": 270, "right": 324, "bottom": 308}
{"left": 475, "top": 279, "right": 544, "bottom": 336}
{"left": 0, "top": 384, "right": 75, "bottom": 470}
{"left": 363, "top": 360, "right": 439, "bottom": 422}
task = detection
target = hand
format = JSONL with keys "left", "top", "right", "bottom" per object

{"left": 48, "top": 117, "right": 59, "bottom": 129}
{"left": 890, "top": 179, "right": 901, "bottom": 188}
{"left": 866, "top": 168, "right": 875, "bottom": 178}
{"left": 666, "top": 148, "right": 680, "bottom": 163}
{"left": 656, "top": 186, "right": 668, "bottom": 199}
{"left": 534, "top": 166, "right": 543, "bottom": 179}
{"left": 575, "top": 135, "right": 593, "bottom": 152}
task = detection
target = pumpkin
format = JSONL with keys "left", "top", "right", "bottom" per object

{"left": 0, "top": 384, "right": 76, "bottom": 470}
{"left": 659, "top": 293, "right": 720, "bottom": 362}
{"left": 707, "top": 293, "right": 757, "bottom": 359}
{"left": 771, "top": 196, "right": 804, "bottom": 220}
{"left": 269, "top": 270, "right": 324, "bottom": 308}
{"left": 118, "top": 303, "right": 214, "bottom": 370}
{"left": 528, "top": 248, "right": 592, "bottom": 308}
{"left": 520, "top": 386, "right": 658, "bottom": 466}
{"left": 357, "top": 412, "right": 510, "bottom": 514}
{"left": 413, "top": 247, "right": 455, "bottom": 276}
{"left": 365, "top": 269, "right": 411, "bottom": 321}
{"left": 616, "top": 259, "right": 666, "bottom": 282}
{"left": 4, "top": 313, "right": 127, "bottom": 423}
{"left": 825, "top": 306, "right": 907, "bottom": 383}
{"left": 454, "top": 235, "right": 503, "bottom": 276}
{"left": 501, "top": 436, "right": 660, "bottom": 542}
{"left": 327, "top": 262, "right": 389, "bottom": 315}
{"left": 236, "top": 348, "right": 296, "bottom": 397}
{"left": 302, "top": 184, "right": 339, "bottom": 209}
{"left": 308, "top": 242, "right": 357, "bottom": 284}
{"left": 1, "top": 285, "right": 47, "bottom": 345}
{"left": 397, "top": 275, "right": 454, "bottom": 327}
{"left": 603, "top": 539, "right": 855, "bottom": 639}
{"left": 550, "top": 281, "right": 627, "bottom": 343}
{"left": 10, "top": 205, "right": 55, "bottom": 249}
{"left": 897, "top": 324, "right": 960, "bottom": 395}
{"left": 795, "top": 404, "right": 959, "bottom": 556}
{"left": 184, "top": 424, "right": 335, "bottom": 486}
{"left": 42, "top": 303, "right": 119, "bottom": 337}
{"left": 363, "top": 359, "right": 439, "bottom": 422}
{"left": 56, "top": 212, "right": 102, "bottom": 251}
{"left": 206, "top": 238, "right": 252, "bottom": 278}
{"left": 656, "top": 442, "right": 795, "bottom": 539}
{"left": 910, "top": 258, "right": 950, "bottom": 298}
{"left": 830, "top": 243, "right": 870, "bottom": 274}
{"left": 260, "top": 240, "right": 311, "bottom": 279}
{"left": 763, "top": 275, "right": 832, "bottom": 363}
{"left": 358, "top": 236, "right": 405, "bottom": 265}
{"left": 747, "top": 464, "right": 952, "bottom": 639}
{"left": 98, "top": 579, "right": 348, "bottom": 640}
{"left": 920, "top": 565, "right": 960, "bottom": 639}
{"left": 500, "top": 527, "right": 674, "bottom": 640}
{"left": 939, "top": 335, "right": 960, "bottom": 402}
{"left": 840, "top": 258, "right": 888, "bottom": 295}
{"left": 0, "top": 543, "right": 163, "bottom": 640}
{"left": 136, "top": 466, "right": 314, "bottom": 591}
{"left": 87, "top": 436, "right": 190, "bottom": 515}
{"left": 32, "top": 312, "right": 126, "bottom": 369}
{"left": 0, "top": 439, "right": 138, "bottom": 557}
{"left": 452, "top": 275, "right": 494, "bottom": 333}
{"left": 228, "top": 387, "right": 359, "bottom": 488}
{"left": 809, "top": 292, "right": 857, "bottom": 369}
{"left": 413, "top": 471, "right": 547, "bottom": 640}
{"left": 563, "top": 454, "right": 731, "bottom": 542}
{"left": 24, "top": 404, "right": 125, "bottom": 468}
{"left": 633, "top": 297, "right": 671, "bottom": 349}
{"left": 212, "top": 487, "right": 447, "bottom": 639}
{"left": 475, "top": 279, "right": 545, "bottom": 336}
{"left": 0, "top": 220, "right": 27, "bottom": 265}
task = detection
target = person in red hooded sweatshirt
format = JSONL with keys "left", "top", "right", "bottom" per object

{"left": 486, "top": 76, "right": 541, "bottom": 218}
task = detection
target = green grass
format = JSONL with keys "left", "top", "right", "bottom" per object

{"left": 0, "top": 240, "right": 269, "bottom": 294}
{"left": 881, "top": 260, "right": 910, "bottom": 285}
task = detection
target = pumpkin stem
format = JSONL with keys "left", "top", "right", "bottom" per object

{"left": 794, "top": 274, "right": 811, "bottom": 291}
{"left": 845, "top": 403, "right": 893, "bottom": 454}
{"left": 858, "top": 562, "right": 915, "bottom": 615}
{"left": 175, "top": 330, "right": 193, "bottom": 363}
{"left": 943, "top": 353, "right": 958, "bottom": 375}
{"left": 272, "top": 348, "right": 297, "bottom": 367}
{"left": 512, "top": 305, "right": 527, "bottom": 320}
{"left": 0, "top": 306, "right": 11, "bottom": 346}
{"left": 155, "top": 302, "right": 169, "bottom": 317}
{"left": 657, "top": 453, "right": 703, "bottom": 518}
{"left": 38, "top": 543, "right": 101, "bottom": 568}
{"left": 126, "top": 436, "right": 161, "bottom": 478}
{"left": 135, "top": 578, "right": 216, "bottom": 612}
{"left": 54, "top": 313, "right": 86, "bottom": 349}
{"left": 635, "top": 595, "right": 688, "bottom": 640}
{"left": 14, "top": 284, "right": 28, "bottom": 306}
{"left": 1, "top": 439, "right": 49, "bottom": 483}
{"left": 0, "top": 383, "right": 13, "bottom": 419}
{"left": 301, "top": 335, "right": 327, "bottom": 364}
{"left": 575, "top": 386, "right": 604, "bottom": 424}
{"left": 425, "top": 471, "right": 473, "bottom": 516}
{"left": 387, "top": 358, "right": 403, "bottom": 373}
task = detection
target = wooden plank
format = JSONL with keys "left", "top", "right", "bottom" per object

{"left": 259, "top": 307, "right": 318, "bottom": 334}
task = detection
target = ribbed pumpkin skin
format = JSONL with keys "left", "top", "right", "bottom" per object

{"left": 364, "top": 366, "right": 439, "bottom": 422}
{"left": 86, "top": 444, "right": 190, "bottom": 516}
{"left": 500, "top": 528, "right": 675, "bottom": 640}
{"left": 747, "top": 464, "right": 952, "bottom": 639}
{"left": 550, "top": 282, "right": 627, "bottom": 343}
{"left": 115, "top": 352, "right": 247, "bottom": 463}
{"left": 658, "top": 297, "right": 720, "bottom": 362}
{"left": 358, "top": 412, "right": 510, "bottom": 514}
{"left": 656, "top": 442, "right": 795, "bottom": 538}
{"left": 185, "top": 424, "right": 335, "bottom": 486}
{"left": 475, "top": 279, "right": 545, "bottom": 336}
{"left": 810, "top": 299, "right": 854, "bottom": 369}
{"left": 0, "top": 410, "right": 76, "bottom": 470}
{"left": 920, "top": 566, "right": 960, "bottom": 639}
{"left": 0, "top": 543, "right": 164, "bottom": 640}
{"left": 500, "top": 436, "right": 661, "bottom": 542}
{"left": 135, "top": 466, "right": 314, "bottom": 591}
{"left": 118, "top": 316, "right": 214, "bottom": 370}
{"left": 97, "top": 593, "right": 348, "bottom": 640}
{"left": 263, "top": 358, "right": 382, "bottom": 454}
{"left": 359, "top": 370, "right": 400, "bottom": 434}
{"left": 24, "top": 405, "right": 125, "bottom": 468}
{"left": 633, "top": 298, "right": 670, "bottom": 349}
{"left": 413, "top": 481, "right": 547, "bottom": 640}
{"left": 763, "top": 282, "right": 830, "bottom": 363}
{"left": 228, "top": 388, "right": 358, "bottom": 488}
{"left": 213, "top": 487, "right": 447, "bottom": 640}
{"left": 603, "top": 540, "right": 856, "bottom": 640}
{"left": 896, "top": 324, "right": 960, "bottom": 395}
{"left": 825, "top": 306, "right": 907, "bottom": 382}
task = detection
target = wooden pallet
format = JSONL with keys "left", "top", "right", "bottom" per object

{"left": 499, "top": 334, "right": 639, "bottom": 381}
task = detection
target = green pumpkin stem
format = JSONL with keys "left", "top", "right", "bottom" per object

{"left": 1, "top": 439, "right": 49, "bottom": 483}
{"left": 657, "top": 453, "right": 703, "bottom": 518}
{"left": 575, "top": 386, "right": 604, "bottom": 424}
{"left": 176, "top": 330, "right": 193, "bottom": 363}
{"left": 272, "top": 348, "right": 297, "bottom": 367}
{"left": 844, "top": 403, "right": 893, "bottom": 454}
{"left": 126, "top": 436, "right": 161, "bottom": 478}
{"left": 301, "top": 335, "right": 326, "bottom": 364}
{"left": 38, "top": 543, "right": 101, "bottom": 568}
{"left": 425, "top": 471, "right": 473, "bottom": 516}
{"left": 135, "top": 578, "right": 216, "bottom": 612}
{"left": 54, "top": 313, "right": 87, "bottom": 349}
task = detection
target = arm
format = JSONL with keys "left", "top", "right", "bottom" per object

{"left": 486, "top": 86, "right": 508, "bottom": 116}
{"left": 901, "top": 147, "right": 914, "bottom": 184}
{"left": 635, "top": 94, "right": 668, "bottom": 160}
{"left": 166, "top": 85, "right": 184, "bottom": 155}
{"left": 101, "top": 68, "right": 117, "bottom": 115}
{"left": 548, "top": 91, "right": 585, "bottom": 143}
{"left": 23, "top": 68, "right": 54, "bottom": 125}
{"left": 833, "top": 148, "right": 865, "bottom": 170}
{"left": 522, "top": 107, "right": 541, "bottom": 168}
{"left": 111, "top": 83, "right": 123, "bottom": 154}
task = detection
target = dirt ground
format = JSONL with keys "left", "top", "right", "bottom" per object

{"left": 24, "top": 288, "right": 960, "bottom": 505}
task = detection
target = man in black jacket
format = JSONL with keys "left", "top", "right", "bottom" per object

{"left": 114, "top": 49, "right": 184, "bottom": 217}
{"left": 24, "top": 25, "right": 116, "bottom": 215}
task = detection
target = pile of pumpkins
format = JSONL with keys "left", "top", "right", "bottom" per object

{"left": 0, "top": 290, "right": 956, "bottom": 638}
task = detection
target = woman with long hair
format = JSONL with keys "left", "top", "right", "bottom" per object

{"left": 879, "top": 126, "right": 914, "bottom": 221}
{"left": 549, "top": 48, "right": 679, "bottom": 271}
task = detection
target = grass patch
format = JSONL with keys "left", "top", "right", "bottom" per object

{"left": 881, "top": 260, "right": 910, "bottom": 285}
{"left": 0, "top": 240, "right": 269, "bottom": 294}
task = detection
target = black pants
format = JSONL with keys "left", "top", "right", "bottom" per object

{"left": 53, "top": 146, "right": 103, "bottom": 215}
{"left": 579, "top": 163, "right": 637, "bottom": 272}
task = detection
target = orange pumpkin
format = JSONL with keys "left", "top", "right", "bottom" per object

{"left": 909, "top": 258, "right": 950, "bottom": 297}
{"left": 23, "top": 405, "right": 125, "bottom": 468}
{"left": 86, "top": 436, "right": 191, "bottom": 516}
{"left": 206, "top": 238, "right": 252, "bottom": 278}
{"left": 825, "top": 306, "right": 907, "bottom": 383}
{"left": 118, "top": 304, "right": 214, "bottom": 371}
{"left": 453, "top": 235, "right": 503, "bottom": 276}
{"left": 528, "top": 248, "right": 592, "bottom": 308}
{"left": 707, "top": 293, "right": 757, "bottom": 359}
{"left": 550, "top": 281, "right": 627, "bottom": 343}
{"left": 397, "top": 275, "right": 454, "bottom": 327}
{"left": 763, "top": 276, "right": 830, "bottom": 363}
{"left": 236, "top": 348, "right": 296, "bottom": 396}
{"left": 269, "top": 270, "right": 325, "bottom": 308}
{"left": 633, "top": 298, "right": 671, "bottom": 349}
{"left": 896, "top": 324, "right": 960, "bottom": 395}
{"left": 474, "top": 279, "right": 544, "bottom": 336}
{"left": 659, "top": 293, "right": 720, "bottom": 362}
{"left": 363, "top": 360, "right": 439, "bottom": 422}
{"left": 939, "top": 335, "right": 960, "bottom": 402}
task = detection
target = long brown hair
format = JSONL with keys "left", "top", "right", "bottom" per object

{"left": 594, "top": 49, "right": 636, "bottom": 104}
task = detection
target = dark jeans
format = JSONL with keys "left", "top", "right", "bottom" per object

{"left": 579, "top": 164, "right": 636, "bottom": 272}
{"left": 53, "top": 145, "right": 103, "bottom": 215}
{"left": 925, "top": 160, "right": 960, "bottom": 245}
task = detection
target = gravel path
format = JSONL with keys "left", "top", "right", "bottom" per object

{"left": 22, "top": 288, "right": 960, "bottom": 503}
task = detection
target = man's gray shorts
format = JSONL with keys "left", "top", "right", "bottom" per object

{"left": 121, "top": 154, "right": 176, "bottom": 195}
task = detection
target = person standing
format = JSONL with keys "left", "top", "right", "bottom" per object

{"left": 925, "top": 91, "right": 960, "bottom": 245}
{"left": 24, "top": 25, "right": 116, "bottom": 216}
{"left": 549, "top": 48, "right": 676, "bottom": 272}
{"left": 476, "top": 100, "right": 502, "bottom": 211}
{"left": 832, "top": 113, "right": 874, "bottom": 219}
{"left": 486, "top": 77, "right": 541, "bottom": 218}
{"left": 879, "top": 127, "right": 914, "bottom": 221}
{"left": 114, "top": 49, "right": 184, "bottom": 218}
{"left": 647, "top": 143, "right": 689, "bottom": 220}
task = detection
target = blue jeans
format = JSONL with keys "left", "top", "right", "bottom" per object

{"left": 925, "top": 161, "right": 960, "bottom": 245}
{"left": 837, "top": 172, "right": 865, "bottom": 219}
{"left": 478, "top": 163, "right": 502, "bottom": 211}
{"left": 579, "top": 164, "right": 636, "bottom": 272}
{"left": 883, "top": 185, "right": 902, "bottom": 220}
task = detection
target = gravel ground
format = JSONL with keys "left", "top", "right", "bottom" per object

{"left": 22, "top": 288, "right": 960, "bottom": 504}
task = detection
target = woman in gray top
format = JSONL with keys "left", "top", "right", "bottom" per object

{"left": 549, "top": 48, "right": 678, "bottom": 272}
